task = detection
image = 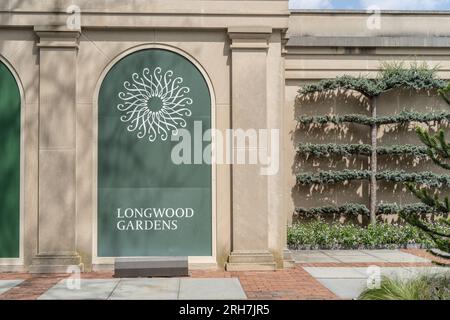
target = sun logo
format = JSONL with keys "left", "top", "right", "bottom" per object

{"left": 117, "top": 67, "right": 193, "bottom": 142}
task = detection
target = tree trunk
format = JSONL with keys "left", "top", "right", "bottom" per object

{"left": 370, "top": 97, "right": 378, "bottom": 224}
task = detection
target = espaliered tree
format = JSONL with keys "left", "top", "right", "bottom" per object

{"left": 402, "top": 84, "right": 450, "bottom": 255}
{"left": 297, "top": 63, "right": 447, "bottom": 224}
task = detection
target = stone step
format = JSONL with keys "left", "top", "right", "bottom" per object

{"left": 31, "top": 255, "right": 81, "bottom": 266}
{"left": 228, "top": 253, "right": 275, "bottom": 264}
{"left": 29, "top": 264, "right": 84, "bottom": 274}
{"left": 225, "top": 262, "right": 277, "bottom": 272}
{"left": 114, "top": 257, "right": 189, "bottom": 278}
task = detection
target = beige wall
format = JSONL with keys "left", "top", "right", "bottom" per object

{"left": 76, "top": 30, "right": 233, "bottom": 270}
{"left": 0, "top": 0, "right": 290, "bottom": 271}
{"left": 285, "top": 11, "right": 450, "bottom": 225}
{"left": 289, "top": 10, "right": 450, "bottom": 37}
{"left": 2, "top": 4, "right": 450, "bottom": 271}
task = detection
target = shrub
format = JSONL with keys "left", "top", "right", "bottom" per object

{"left": 288, "top": 220, "right": 437, "bottom": 249}
{"left": 359, "top": 274, "right": 450, "bottom": 300}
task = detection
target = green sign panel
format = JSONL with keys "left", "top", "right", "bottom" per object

{"left": 98, "top": 49, "right": 212, "bottom": 257}
{"left": 0, "top": 61, "right": 20, "bottom": 258}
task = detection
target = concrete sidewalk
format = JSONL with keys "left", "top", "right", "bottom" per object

{"left": 0, "top": 250, "right": 447, "bottom": 300}
{"left": 0, "top": 280, "right": 23, "bottom": 295}
{"left": 38, "top": 278, "right": 247, "bottom": 300}
{"left": 292, "top": 249, "right": 431, "bottom": 264}
{"left": 292, "top": 250, "right": 449, "bottom": 299}
{"left": 303, "top": 266, "right": 449, "bottom": 299}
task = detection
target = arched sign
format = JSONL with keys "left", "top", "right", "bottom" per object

{"left": 98, "top": 49, "right": 212, "bottom": 257}
{"left": 0, "top": 60, "right": 20, "bottom": 258}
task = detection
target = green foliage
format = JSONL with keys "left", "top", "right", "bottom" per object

{"left": 298, "top": 111, "right": 450, "bottom": 126}
{"left": 300, "top": 75, "right": 381, "bottom": 98}
{"left": 298, "top": 143, "right": 429, "bottom": 158}
{"left": 299, "top": 62, "right": 445, "bottom": 98}
{"left": 298, "top": 144, "right": 372, "bottom": 157}
{"left": 439, "top": 83, "right": 450, "bottom": 105}
{"left": 287, "top": 220, "right": 436, "bottom": 249}
{"left": 295, "top": 203, "right": 436, "bottom": 218}
{"left": 403, "top": 83, "right": 450, "bottom": 256}
{"left": 406, "top": 183, "right": 450, "bottom": 214}
{"left": 359, "top": 274, "right": 450, "bottom": 300}
{"left": 378, "top": 170, "right": 450, "bottom": 187}
{"left": 297, "top": 170, "right": 450, "bottom": 187}
{"left": 298, "top": 113, "right": 373, "bottom": 126}
{"left": 417, "top": 129, "right": 450, "bottom": 169}
{"left": 295, "top": 204, "right": 370, "bottom": 217}
{"left": 295, "top": 63, "right": 450, "bottom": 236}
{"left": 379, "top": 61, "right": 445, "bottom": 93}
{"left": 377, "top": 203, "right": 436, "bottom": 215}
{"left": 297, "top": 170, "right": 371, "bottom": 185}
{"left": 377, "top": 145, "right": 429, "bottom": 158}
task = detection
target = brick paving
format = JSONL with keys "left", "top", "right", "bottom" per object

{"left": 191, "top": 268, "right": 338, "bottom": 300}
{"left": 402, "top": 249, "right": 450, "bottom": 266}
{"left": 0, "top": 249, "right": 446, "bottom": 300}
{"left": 0, "top": 267, "right": 337, "bottom": 300}
{"left": 0, "top": 274, "right": 69, "bottom": 300}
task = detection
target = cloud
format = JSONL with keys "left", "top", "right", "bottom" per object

{"left": 360, "top": 0, "right": 449, "bottom": 10}
{"left": 289, "top": 0, "right": 333, "bottom": 9}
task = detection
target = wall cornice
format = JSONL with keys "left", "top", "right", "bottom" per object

{"left": 0, "top": 0, "right": 289, "bottom": 29}
{"left": 228, "top": 26, "right": 273, "bottom": 50}
{"left": 34, "top": 26, "right": 81, "bottom": 49}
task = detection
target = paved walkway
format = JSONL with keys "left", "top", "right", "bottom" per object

{"left": 0, "top": 250, "right": 447, "bottom": 300}
{"left": 293, "top": 249, "right": 449, "bottom": 299}
{"left": 293, "top": 249, "right": 431, "bottom": 264}
{"left": 0, "top": 268, "right": 336, "bottom": 300}
{"left": 38, "top": 278, "right": 246, "bottom": 300}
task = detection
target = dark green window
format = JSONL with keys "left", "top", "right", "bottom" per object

{"left": 0, "top": 61, "right": 20, "bottom": 258}
{"left": 98, "top": 49, "right": 212, "bottom": 257}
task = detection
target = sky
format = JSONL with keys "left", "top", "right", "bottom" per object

{"left": 289, "top": 0, "right": 450, "bottom": 10}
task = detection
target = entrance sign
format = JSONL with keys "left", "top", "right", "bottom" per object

{"left": 0, "top": 61, "right": 20, "bottom": 258}
{"left": 117, "top": 67, "right": 193, "bottom": 142}
{"left": 98, "top": 49, "right": 212, "bottom": 257}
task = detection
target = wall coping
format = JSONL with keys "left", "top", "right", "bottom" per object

{"left": 290, "top": 9, "right": 450, "bottom": 15}
{"left": 287, "top": 36, "right": 450, "bottom": 48}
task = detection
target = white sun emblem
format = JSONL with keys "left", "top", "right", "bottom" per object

{"left": 117, "top": 67, "right": 193, "bottom": 142}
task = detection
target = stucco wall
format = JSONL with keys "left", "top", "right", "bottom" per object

{"left": 285, "top": 11, "right": 450, "bottom": 225}
{"left": 2, "top": 4, "right": 450, "bottom": 271}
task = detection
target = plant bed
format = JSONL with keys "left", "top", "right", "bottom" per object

{"left": 359, "top": 273, "right": 450, "bottom": 300}
{"left": 288, "top": 220, "right": 442, "bottom": 250}
{"left": 291, "top": 244, "right": 429, "bottom": 251}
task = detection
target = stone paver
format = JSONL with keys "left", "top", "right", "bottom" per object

{"left": 300, "top": 251, "right": 447, "bottom": 300}
{"left": 317, "top": 278, "right": 367, "bottom": 300}
{"left": 0, "top": 275, "right": 67, "bottom": 300}
{"left": 321, "top": 250, "right": 372, "bottom": 256}
{"left": 293, "top": 250, "right": 432, "bottom": 264}
{"left": 0, "top": 280, "right": 23, "bottom": 295}
{"left": 192, "top": 268, "right": 338, "bottom": 300}
{"left": 0, "top": 250, "right": 443, "bottom": 300}
{"left": 304, "top": 266, "right": 449, "bottom": 299}
{"left": 364, "top": 251, "right": 430, "bottom": 263}
{"left": 402, "top": 249, "right": 450, "bottom": 266}
{"left": 303, "top": 267, "right": 366, "bottom": 279}
{"left": 110, "top": 278, "right": 179, "bottom": 300}
{"left": 332, "top": 255, "right": 386, "bottom": 263}
{"left": 352, "top": 267, "right": 414, "bottom": 280}
{"left": 405, "top": 266, "right": 450, "bottom": 277}
{"left": 179, "top": 278, "right": 246, "bottom": 300}
{"left": 38, "top": 277, "right": 246, "bottom": 300}
{"left": 292, "top": 251, "right": 340, "bottom": 263}
{"left": 38, "top": 279, "right": 120, "bottom": 300}
{"left": 0, "top": 268, "right": 337, "bottom": 300}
